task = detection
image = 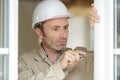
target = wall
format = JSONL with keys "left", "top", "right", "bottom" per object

{"left": 66, "top": 3, "right": 92, "bottom": 50}
{"left": 19, "top": 1, "right": 39, "bottom": 55}
{"left": 67, "top": 16, "right": 90, "bottom": 49}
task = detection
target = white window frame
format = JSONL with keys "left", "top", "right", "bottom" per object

{"left": 94, "top": 0, "right": 114, "bottom": 80}
{"left": 9, "top": 0, "right": 18, "bottom": 80}
{"left": 1, "top": 0, "right": 118, "bottom": 80}
{"left": 0, "top": 0, "right": 18, "bottom": 79}
{"left": 7, "top": 0, "right": 116, "bottom": 80}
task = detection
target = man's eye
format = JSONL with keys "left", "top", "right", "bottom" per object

{"left": 64, "top": 26, "right": 68, "bottom": 30}
{"left": 52, "top": 28, "right": 58, "bottom": 31}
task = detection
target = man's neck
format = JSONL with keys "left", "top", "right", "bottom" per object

{"left": 41, "top": 43, "right": 61, "bottom": 63}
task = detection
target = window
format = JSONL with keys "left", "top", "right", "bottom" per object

{"left": 94, "top": 0, "right": 114, "bottom": 80}
{"left": 0, "top": 0, "right": 18, "bottom": 80}
{"left": 114, "top": 0, "right": 120, "bottom": 80}
{"left": 1, "top": 0, "right": 120, "bottom": 80}
{"left": 0, "top": 0, "right": 9, "bottom": 79}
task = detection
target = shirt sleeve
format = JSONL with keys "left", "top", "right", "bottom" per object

{"left": 18, "top": 57, "right": 67, "bottom": 80}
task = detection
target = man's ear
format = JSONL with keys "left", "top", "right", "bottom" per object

{"left": 35, "top": 28, "right": 44, "bottom": 39}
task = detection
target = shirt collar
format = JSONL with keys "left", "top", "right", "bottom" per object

{"left": 40, "top": 43, "right": 63, "bottom": 64}
{"left": 34, "top": 43, "right": 63, "bottom": 64}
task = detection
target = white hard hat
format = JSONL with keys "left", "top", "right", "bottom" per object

{"left": 32, "top": 0, "right": 72, "bottom": 29}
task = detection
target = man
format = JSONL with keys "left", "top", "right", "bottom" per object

{"left": 18, "top": 0, "right": 99, "bottom": 80}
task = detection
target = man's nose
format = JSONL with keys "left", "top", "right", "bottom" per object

{"left": 60, "top": 29, "right": 68, "bottom": 38}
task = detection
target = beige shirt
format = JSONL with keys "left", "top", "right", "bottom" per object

{"left": 18, "top": 45, "right": 94, "bottom": 80}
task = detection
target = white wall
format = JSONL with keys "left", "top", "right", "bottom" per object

{"left": 67, "top": 16, "right": 90, "bottom": 49}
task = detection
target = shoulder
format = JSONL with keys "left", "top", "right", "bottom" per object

{"left": 19, "top": 49, "right": 38, "bottom": 61}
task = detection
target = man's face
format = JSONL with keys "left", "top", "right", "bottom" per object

{"left": 41, "top": 18, "right": 69, "bottom": 51}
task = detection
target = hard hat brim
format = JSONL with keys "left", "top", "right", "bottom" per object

{"left": 32, "top": 14, "right": 74, "bottom": 29}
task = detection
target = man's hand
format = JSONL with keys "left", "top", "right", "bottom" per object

{"left": 89, "top": 4, "right": 100, "bottom": 28}
{"left": 60, "top": 50, "right": 87, "bottom": 70}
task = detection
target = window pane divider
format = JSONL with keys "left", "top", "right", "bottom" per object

{"left": 0, "top": 48, "right": 8, "bottom": 54}
{"left": 114, "top": 49, "right": 120, "bottom": 55}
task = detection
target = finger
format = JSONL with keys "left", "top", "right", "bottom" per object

{"left": 70, "top": 50, "right": 84, "bottom": 61}
{"left": 67, "top": 53, "right": 76, "bottom": 62}
{"left": 91, "top": 3, "right": 98, "bottom": 13}
{"left": 77, "top": 50, "right": 87, "bottom": 58}
{"left": 92, "top": 7, "right": 98, "bottom": 13}
{"left": 71, "top": 51, "right": 84, "bottom": 64}
{"left": 89, "top": 20, "right": 95, "bottom": 28}
{"left": 70, "top": 50, "right": 82, "bottom": 61}
{"left": 90, "top": 10, "right": 100, "bottom": 19}
{"left": 91, "top": 3, "right": 94, "bottom": 7}
{"left": 90, "top": 14, "right": 100, "bottom": 23}
{"left": 67, "top": 54, "right": 76, "bottom": 67}
{"left": 90, "top": 4, "right": 100, "bottom": 19}
{"left": 75, "top": 53, "right": 80, "bottom": 61}
{"left": 71, "top": 51, "right": 80, "bottom": 61}
{"left": 64, "top": 51, "right": 75, "bottom": 62}
{"left": 89, "top": 9, "right": 100, "bottom": 28}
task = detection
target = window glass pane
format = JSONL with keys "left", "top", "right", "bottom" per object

{"left": 114, "top": 0, "right": 120, "bottom": 48}
{"left": 0, "top": 55, "right": 9, "bottom": 80}
{"left": 117, "top": 0, "right": 120, "bottom": 48}
{"left": 0, "top": 0, "right": 4, "bottom": 47}
{"left": 0, "top": 0, "right": 9, "bottom": 48}
{"left": 0, "top": 0, "right": 9, "bottom": 80}
{"left": 117, "top": 55, "right": 120, "bottom": 80}
{"left": 114, "top": 0, "right": 120, "bottom": 80}
{"left": 114, "top": 55, "right": 120, "bottom": 80}
{"left": 0, "top": 55, "right": 2, "bottom": 80}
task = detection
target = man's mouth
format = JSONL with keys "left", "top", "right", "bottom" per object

{"left": 59, "top": 41, "right": 67, "bottom": 45}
